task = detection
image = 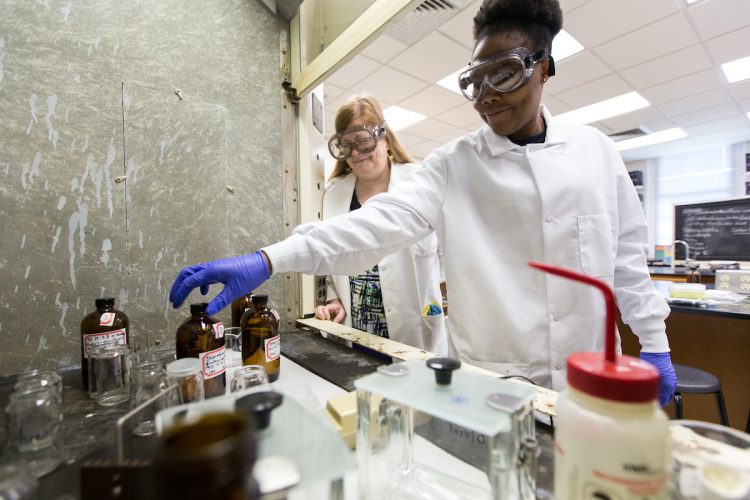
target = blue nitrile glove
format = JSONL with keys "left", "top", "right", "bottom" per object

{"left": 169, "top": 251, "right": 270, "bottom": 316}
{"left": 639, "top": 352, "right": 678, "bottom": 407}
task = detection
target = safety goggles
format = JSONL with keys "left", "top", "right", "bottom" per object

{"left": 327, "top": 123, "right": 386, "bottom": 161}
{"left": 457, "top": 47, "right": 554, "bottom": 102}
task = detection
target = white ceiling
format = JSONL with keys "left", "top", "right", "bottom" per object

{"left": 322, "top": 0, "right": 750, "bottom": 163}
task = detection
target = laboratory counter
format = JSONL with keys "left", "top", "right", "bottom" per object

{"left": 649, "top": 265, "right": 717, "bottom": 283}
{"left": 0, "top": 328, "right": 556, "bottom": 499}
{"left": 620, "top": 281, "right": 750, "bottom": 431}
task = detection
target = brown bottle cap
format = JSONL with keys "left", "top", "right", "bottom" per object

{"left": 251, "top": 295, "right": 268, "bottom": 304}
{"left": 95, "top": 298, "right": 115, "bottom": 308}
{"left": 190, "top": 303, "right": 209, "bottom": 315}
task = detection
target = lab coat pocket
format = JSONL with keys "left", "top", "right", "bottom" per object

{"left": 577, "top": 215, "right": 614, "bottom": 277}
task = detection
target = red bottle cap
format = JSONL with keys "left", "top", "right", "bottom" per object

{"left": 529, "top": 262, "right": 659, "bottom": 403}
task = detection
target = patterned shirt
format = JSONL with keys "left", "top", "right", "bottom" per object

{"left": 349, "top": 191, "right": 389, "bottom": 338}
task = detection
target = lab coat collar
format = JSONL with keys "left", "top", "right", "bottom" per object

{"left": 480, "top": 104, "right": 570, "bottom": 156}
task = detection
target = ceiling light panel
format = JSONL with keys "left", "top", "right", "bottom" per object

{"left": 555, "top": 92, "right": 650, "bottom": 125}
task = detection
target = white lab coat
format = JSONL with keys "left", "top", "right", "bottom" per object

{"left": 320, "top": 163, "right": 447, "bottom": 355}
{"left": 265, "top": 105, "right": 670, "bottom": 391}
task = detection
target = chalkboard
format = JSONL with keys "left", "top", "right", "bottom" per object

{"left": 674, "top": 197, "right": 750, "bottom": 261}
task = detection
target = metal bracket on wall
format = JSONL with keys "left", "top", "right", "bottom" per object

{"left": 282, "top": 79, "right": 301, "bottom": 105}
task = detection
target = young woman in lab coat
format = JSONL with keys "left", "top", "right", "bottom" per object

{"left": 170, "top": 0, "right": 677, "bottom": 405}
{"left": 314, "top": 95, "right": 447, "bottom": 355}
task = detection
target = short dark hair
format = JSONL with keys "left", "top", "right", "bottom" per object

{"left": 472, "top": 0, "right": 563, "bottom": 51}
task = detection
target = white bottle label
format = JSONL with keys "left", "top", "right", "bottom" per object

{"left": 265, "top": 335, "right": 280, "bottom": 362}
{"left": 212, "top": 322, "right": 225, "bottom": 339}
{"left": 82, "top": 329, "right": 127, "bottom": 358}
{"left": 99, "top": 312, "right": 115, "bottom": 326}
{"left": 271, "top": 308, "right": 280, "bottom": 321}
{"left": 199, "top": 346, "right": 226, "bottom": 379}
{"left": 555, "top": 438, "right": 667, "bottom": 498}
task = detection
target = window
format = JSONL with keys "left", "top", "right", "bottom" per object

{"left": 654, "top": 147, "right": 735, "bottom": 246}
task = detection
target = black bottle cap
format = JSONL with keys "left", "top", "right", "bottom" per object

{"left": 235, "top": 391, "right": 283, "bottom": 430}
{"left": 426, "top": 357, "right": 461, "bottom": 385}
{"left": 95, "top": 298, "right": 115, "bottom": 308}
{"left": 251, "top": 295, "right": 268, "bottom": 304}
{"left": 190, "top": 303, "right": 209, "bottom": 315}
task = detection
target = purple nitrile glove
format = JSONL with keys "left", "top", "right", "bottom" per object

{"left": 169, "top": 251, "right": 270, "bottom": 316}
{"left": 639, "top": 352, "right": 678, "bottom": 407}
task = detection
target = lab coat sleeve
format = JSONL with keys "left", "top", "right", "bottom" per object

{"left": 263, "top": 155, "right": 447, "bottom": 276}
{"left": 610, "top": 147, "right": 671, "bottom": 353}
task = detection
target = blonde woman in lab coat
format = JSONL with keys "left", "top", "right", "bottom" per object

{"left": 314, "top": 95, "right": 447, "bottom": 355}
{"left": 170, "top": 0, "right": 677, "bottom": 405}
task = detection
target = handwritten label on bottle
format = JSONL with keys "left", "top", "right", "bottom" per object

{"left": 199, "top": 346, "right": 226, "bottom": 379}
{"left": 212, "top": 322, "right": 225, "bottom": 339}
{"left": 99, "top": 312, "right": 115, "bottom": 327}
{"left": 265, "top": 335, "right": 280, "bottom": 362}
{"left": 82, "top": 329, "right": 127, "bottom": 357}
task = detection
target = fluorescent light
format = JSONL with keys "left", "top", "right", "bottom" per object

{"left": 552, "top": 29, "right": 584, "bottom": 62}
{"left": 721, "top": 55, "right": 750, "bottom": 83}
{"left": 436, "top": 66, "right": 468, "bottom": 96}
{"left": 685, "top": 0, "right": 701, "bottom": 4}
{"left": 383, "top": 105, "right": 426, "bottom": 131}
{"left": 615, "top": 128, "right": 687, "bottom": 152}
{"left": 555, "top": 92, "right": 650, "bottom": 124}
{"left": 747, "top": 111, "right": 750, "bottom": 121}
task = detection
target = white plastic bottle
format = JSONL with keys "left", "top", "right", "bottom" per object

{"left": 554, "top": 353, "right": 670, "bottom": 499}
{"left": 528, "top": 261, "right": 670, "bottom": 500}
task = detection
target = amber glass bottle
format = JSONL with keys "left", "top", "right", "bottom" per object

{"left": 154, "top": 412, "right": 259, "bottom": 500}
{"left": 176, "top": 303, "right": 226, "bottom": 398}
{"left": 80, "top": 297, "right": 130, "bottom": 390}
{"left": 687, "top": 263, "right": 702, "bottom": 284}
{"left": 231, "top": 293, "right": 254, "bottom": 328}
{"left": 240, "top": 295, "right": 280, "bottom": 382}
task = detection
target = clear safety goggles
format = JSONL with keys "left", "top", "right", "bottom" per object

{"left": 327, "top": 123, "right": 386, "bottom": 161}
{"left": 457, "top": 47, "right": 555, "bottom": 102}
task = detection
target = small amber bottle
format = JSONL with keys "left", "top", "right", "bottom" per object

{"left": 240, "top": 295, "right": 280, "bottom": 383}
{"left": 687, "top": 263, "right": 701, "bottom": 284}
{"left": 231, "top": 293, "right": 254, "bottom": 328}
{"left": 175, "top": 303, "right": 226, "bottom": 398}
{"left": 80, "top": 297, "right": 129, "bottom": 390}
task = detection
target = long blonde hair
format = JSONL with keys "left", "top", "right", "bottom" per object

{"left": 329, "top": 94, "right": 414, "bottom": 180}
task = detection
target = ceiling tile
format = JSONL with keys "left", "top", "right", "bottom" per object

{"left": 540, "top": 96, "right": 573, "bottom": 116}
{"left": 542, "top": 51, "right": 612, "bottom": 94}
{"left": 348, "top": 65, "right": 429, "bottom": 104}
{"left": 401, "top": 118, "right": 462, "bottom": 140}
{"left": 597, "top": 106, "right": 667, "bottom": 135}
{"left": 323, "top": 82, "right": 347, "bottom": 104}
{"left": 620, "top": 44, "right": 713, "bottom": 89}
{"left": 658, "top": 88, "right": 733, "bottom": 117}
{"left": 397, "top": 85, "right": 466, "bottom": 116}
{"left": 670, "top": 103, "right": 741, "bottom": 127}
{"left": 388, "top": 31, "right": 472, "bottom": 84}
{"left": 687, "top": 0, "right": 750, "bottom": 40}
{"left": 640, "top": 69, "right": 724, "bottom": 104}
{"left": 436, "top": 0, "right": 482, "bottom": 50}
{"left": 559, "top": 0, "right": 592, "bottom": 12}
{"left": 704, "top": 25, "right": 750, "bottom": 65}
{"left": 728, "top": 80, "right": 750, "bottom": 100}
{"left": 739, "top": 98, "right": 750, "bottom": 113}
{"left": 564, "top": 0, "right": 680, "bottom": 47}
{"left": 594, "top": 13, "right": 698, "bottom": 71}
{"left": 407, "top": 139, "right": 444, "bottom": 160}
{"left": 325, "top": 54, "right": 381, "bottom": 89}
{"left": 553, "top": 74, "right": 633, "bottom": 108}
{"left": 684, "top": 115, "right": 750, "bottom": 135}
{"left": 360, "top": 34, "right": 408, "bottom": 64}
{"left": 433, "top": 103, "right": 484, "bottom": 129}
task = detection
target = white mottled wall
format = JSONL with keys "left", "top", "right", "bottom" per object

{"left": 0, "top": 0, "right": 286, "bottom": 375}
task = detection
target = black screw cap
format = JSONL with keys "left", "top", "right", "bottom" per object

{"left": 426, "top": 357, "right": 461, "bottom": 385}
{"left": 235, "top": 391, "right": 283, "bottom": 430}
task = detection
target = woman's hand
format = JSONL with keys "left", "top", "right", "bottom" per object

{"left": 315, "top": 299, "right": 346, "bottom": 323}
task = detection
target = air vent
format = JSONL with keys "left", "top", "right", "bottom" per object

{"left": 387, "top": 0, "right": 471, "bottom": 46}
{"left": 607, "top": 127, "right": 649, "bottom": 142}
